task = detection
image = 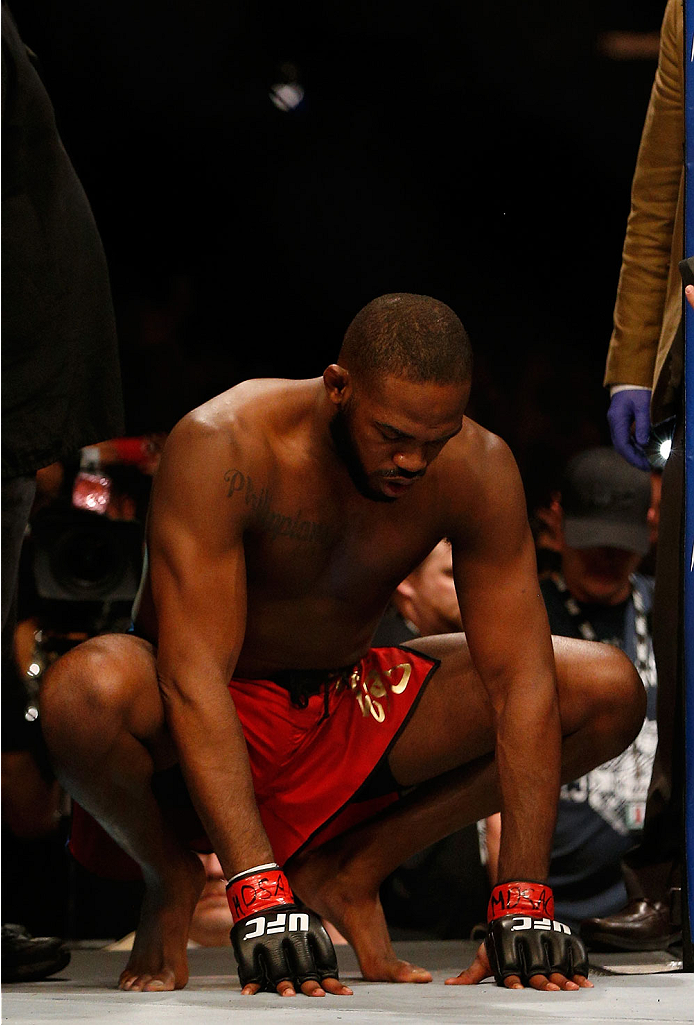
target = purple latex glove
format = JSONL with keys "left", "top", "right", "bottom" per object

{"left": 607, "top": 389, "right": 652, "bottom": 471}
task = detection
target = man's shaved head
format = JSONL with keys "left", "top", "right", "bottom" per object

{"left": 338, "top": 293, "right": 473, "bottom": 385}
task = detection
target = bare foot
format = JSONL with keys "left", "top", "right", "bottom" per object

{"left": 287, "top": 846, "right": 432, "bottom": 985}
{"left": 119, "top": 851, "right": 206, "bottom": 992}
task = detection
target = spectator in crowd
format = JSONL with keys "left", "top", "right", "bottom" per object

{"left": 108, "top": 852, "right": 233, "bottom": 950}
{"left": 595, "top": 0, "right": 684, "bottom": 951}
{"left": 373, "top": 540, "right": 462, "bottom": 645}
{"left": 484, "top": 447, "right": 656, "bottom": 934}
{"left": 2, "top": 2, "right": 124, "bottom": 980}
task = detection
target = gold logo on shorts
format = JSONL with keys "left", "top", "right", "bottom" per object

{"left": 340, "top": 662, "right": 412, "bottom": 723}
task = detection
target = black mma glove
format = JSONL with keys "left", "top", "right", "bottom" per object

{"left": 485, "top": 881, "right": 589, "bottom": 986}
{"left": 227, "top": 863, "right": 339, "bottom": 993}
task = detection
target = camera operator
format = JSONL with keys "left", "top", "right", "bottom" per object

{"left": 3, "top": 439, "right": 164, "bottom": 951}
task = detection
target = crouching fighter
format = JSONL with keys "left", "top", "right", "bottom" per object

{"left": 40, "top": 294, "right": 646, "bottom": 995}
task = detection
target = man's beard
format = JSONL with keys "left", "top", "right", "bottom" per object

{"left": 329, "top": 404, "right": 395, "bottom": 503}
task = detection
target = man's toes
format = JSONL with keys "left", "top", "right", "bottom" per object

{"left": 363, "top": 959, "right": 432, "bottom": 983}
{"left": 143, "top": 976, "right": 171, "bottom": 991}
{"left": 121, "top": 973, "right": 153, "bottom": 992}
{"left": 384, "top": 961, "right": 432, "bottom": 984}
{"left": 118, "top": 969, "right": 176, "bottom": 992}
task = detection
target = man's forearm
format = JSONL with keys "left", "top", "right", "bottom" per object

{"left": 159, "top": 675, "right": 274, "bottom": 878}
{"left": 493, "top": 684, "right": 562, "bottom": 883}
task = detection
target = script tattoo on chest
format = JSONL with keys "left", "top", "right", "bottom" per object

{"left": 224, "top": 469, "right": 333, "bottom": 544}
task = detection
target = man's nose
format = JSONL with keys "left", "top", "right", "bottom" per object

{"left": 392, "top": 448, "right": 427, "bottom": 475}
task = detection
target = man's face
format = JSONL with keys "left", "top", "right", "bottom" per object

{"left": 561, "top": 545, "right": 643, "bottom": 605}
{"left": 189, "top": 853, "right": 232, "bottom": 947}
{"left": 330, "top": 374, "right": 469, "bottom": 503}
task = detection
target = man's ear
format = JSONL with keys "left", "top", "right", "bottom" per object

{"left": 323, "top": 364, "right": 351, "bottom": 406}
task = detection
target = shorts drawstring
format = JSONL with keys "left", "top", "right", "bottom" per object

{"left": 272, "top": 664, "right": 355, "bottom": 720}
{"left": 318, "top": 681, "right": 331, "bottom": 724}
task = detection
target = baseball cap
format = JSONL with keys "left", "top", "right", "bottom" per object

{"left": 561, "top": 447, "right": 651, "bottom": 555}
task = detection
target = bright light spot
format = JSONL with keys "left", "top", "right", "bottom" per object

{"left": 24, "top": 706, "right": 39, "bottom": 722}
{"left": 659, "top": 437, "right": 672, "bottom": 462}
{"left": 27, "top": 662, "right": 41, "bottom": 678}
{"left": 270, "top": 83, "right": 304, "bottom": 112}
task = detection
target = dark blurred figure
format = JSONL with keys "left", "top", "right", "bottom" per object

{"left": 596, "top": 0, "right": 685, "bottom": 952}
{"left": 2, "top": 2, "right": 123, "bottom": 980}
{"left": 3, "top": 438, "right": 163, "bottom": 947}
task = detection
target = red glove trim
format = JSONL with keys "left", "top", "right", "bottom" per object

{"left": 226, "top": 866, "right": 295, "bottom": 924}
{"left": 487, "top": 881, "right": 555, "bottom": 922}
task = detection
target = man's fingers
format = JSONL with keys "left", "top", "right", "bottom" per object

{"left": 322, "top": 977, "right": 353, "bottom": 996}
{"left": 502, "top": 975, "right": 524, "bottom": 990}
{"left": 242, "top": 977, "right": 351, "bottom": 997}
{"left": 300, "top": 980, "right": 325, "bottom": 997}
{"left": 548, "top": 972, "right": 578, "bottom": 990}
{"left": 573, "top": 974, "right": 594, "bottom": 989}
{"left": 528, "top": 973, "right": 562, "bottom": 991}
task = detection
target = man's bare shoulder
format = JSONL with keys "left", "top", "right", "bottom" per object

{"left": 438, "top": 418, "right": 525, "bottom": 537}
{"left": 167, "top": 377, "right": 320, "bottom": 455}
{"left": 443, "top": 416, "right": 517, "bottom": 484}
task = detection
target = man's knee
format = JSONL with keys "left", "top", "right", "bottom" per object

{"left": 586, "top": 644, "right": 646, "bottom": 755}
{"left": 41, "top": 634, "right": 152, "bottom": 747}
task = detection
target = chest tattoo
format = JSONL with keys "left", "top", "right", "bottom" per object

{"left": 224, "top": 468, "right": 333, "bottom": 544}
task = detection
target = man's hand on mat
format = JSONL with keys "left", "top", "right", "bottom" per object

{"left": 228, "top": 864, "right": 352, "bottom": 997}
{"left": 445, "top": 941, "right": 593, "bottom": 991}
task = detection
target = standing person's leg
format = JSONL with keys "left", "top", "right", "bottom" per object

{"left": 582, "top": 400, "right": 685, "bottom": 950}
{"left": 626, "top": 405, "right": 684, "bottom": 896}
{"left": 288, "top": 633, "right": 645, "bottom": 982}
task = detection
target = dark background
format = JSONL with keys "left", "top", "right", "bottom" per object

{"left": 9, "top": 0, "right": 667, "bottom": 506}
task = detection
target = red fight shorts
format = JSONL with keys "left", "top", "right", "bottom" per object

{"left": 68, "top": 646, "right": 439, "bottom": 880}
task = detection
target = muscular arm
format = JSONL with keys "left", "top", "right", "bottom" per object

{"left": 451, "top": 437, "right": 560, "bottom": 883}
{"left": 147, "top": 414, "right": 274, "bottom": 879}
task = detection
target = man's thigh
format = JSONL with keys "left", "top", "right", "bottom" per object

{"left": 388, "top": 632, "right": 616, "bottom": 788}
{"left": 387, "top": 634, "right": 494, "bottom": 787}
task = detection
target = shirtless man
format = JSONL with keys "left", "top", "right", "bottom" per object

{"left": 40, "top": 293, "right": 645, "bottom": 997}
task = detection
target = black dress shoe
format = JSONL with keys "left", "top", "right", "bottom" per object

{"left": 1, "top": 923, "right": 71, "bottom": 982}
{"left": 581, "top": 898, "right": 681, "bottom": 952}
